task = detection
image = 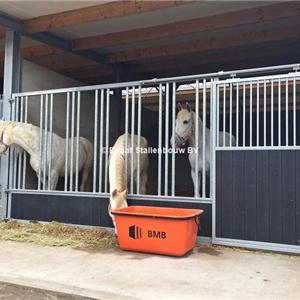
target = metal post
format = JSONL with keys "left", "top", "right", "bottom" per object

{"left": 1, "top": 30, "right": 21, "bottom": 220}
{"left": 211, "top": 78, "right": 218, "bottom": 242}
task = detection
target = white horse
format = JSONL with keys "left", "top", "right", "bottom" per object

{"left": 171, "top": 103, "right": 235, "bottom": 197}
{"left": 108, "top": 134, "right": 149, "bottom": 229}
{"left": 0, "top": 121, "right": 93, "bottom": 191}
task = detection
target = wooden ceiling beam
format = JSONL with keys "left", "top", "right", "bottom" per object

{"left": 104, "top": 26, "right": 300, "bottom": 64}
{"left": 73, "top": 1, "right": 300, "bottom": 50}
{"left": 24, "top": 1, "right": 191, "bottom": 33}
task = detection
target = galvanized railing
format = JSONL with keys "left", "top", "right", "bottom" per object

{"left": 5, "top": 63, "right": 300, "bottom": 203}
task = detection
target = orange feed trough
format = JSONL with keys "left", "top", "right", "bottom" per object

{"left": 111, "top": 206, "right": 204, "bottom": 256}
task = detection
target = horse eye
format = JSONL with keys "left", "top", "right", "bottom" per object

{"left": 183, "top": 120, "right": 189, "bottom": 124}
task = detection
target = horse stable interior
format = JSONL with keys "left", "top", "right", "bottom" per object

{"left": 0, "top": 1, "right": 300, "bottom": 254}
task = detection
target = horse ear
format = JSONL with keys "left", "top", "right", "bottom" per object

{"left": 186, "top": 102, "right": 192, "bottom": 112}
{"left": 111, "top": 189, "right": 118, "bottom": 198}
{"left": 177, "top": 103, "right": 183, "bottom": 111}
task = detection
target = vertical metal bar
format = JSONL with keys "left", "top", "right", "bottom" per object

{"left": 17, "top": 96, "right": 23, "bottom": 189}
{"left": 22, "top": 96, "right": 28, "bottom": 189}
{"left": 164, "top": 83, "right": 169, "bottom": 196}
{"left": 157, "top": 84, "right": 163, "bottom": 196}
{"left": 75, "top": 91, "right": 81, "bottom": 191}
{"left": 48, "top": 94, "right": 53, "bottom": 190}
{"left": 13, "top": 96, "right": 19, "bottom": 189}
{"left": 70, "top": 91, "right": 75, "bottom": 191}
{"left": 99, "top": 89, "right": 104, "bottom": 193}
{"left": 285, "top": 78, "right": 289, "bottom": 146}
{"left": 93, "top": 90, "right": 98, "bottom": 193}
{"left": 202, "top": 80, "right": 206, "bottom": 198}
{"left": 130, "top": 87, "right": 135, "bottom": 194}
{"left": 195, "top": 80, "right": 199, "bottom": 198}
{"left": 229, "top": 83, "right": 232, "bottom": 147}
{"left": 278, "top": 79, "right": 281, "bottom": 146}
{"left": 256, "top": 82, "right": 259, "bottom": 147}
{"left": 124, "top": 88, "right": 129, "bottom": 193}
{"left": 137, "top": 86, "right": 142, "bottom": 194}
{"left": 223, "top": 85, "right": 226, "bottom": 146}
{"left": 104, "top": 89, "right": 110, "bottom": 193}
{"left": 263, "top": 81, "right": 267, "bottom": 147}
{"left": 64, "top": 92, "right": 70, "bottom": 191}
{"left": 216, "top": 82, "right": 220, "bottom": 147}
{"left": 293, "top": 78, "right": 296, "bottom": 146}
{"left": 211, "top": 78, "right": 218, "bottom": 241}
{"left": 43, "top": 94, "right": 48, "bottom": 190}
{"left": 243, "top": 82, "right": 246, "bottom": 147}
{"left": 236, "top": 83, "right": 239, "bottom": 146}
{"left": 38, "top": 94, "right": 43, "bottom": 190}
{"left": 250, "top": 82, "right": 253, "bottom": 147}
{"left": 171, "top": 82, "right": 176, "bottom": 197}
{"left": 271, "top": 80, "right": 274, "bottom": 147}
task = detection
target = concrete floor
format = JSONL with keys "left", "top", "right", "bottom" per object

{"left": 0, "top": 241, "right": 299, "bottom": 300}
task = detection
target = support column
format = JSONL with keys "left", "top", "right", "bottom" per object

{"left": 0, "top": 30, "right": 21, "bottom": 220}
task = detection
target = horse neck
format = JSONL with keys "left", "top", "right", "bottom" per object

{"left": 10, "top": 124, "right": 39, "bottom": 156}
{"left": 109, "top": 150, "right": 127, "bottom": 192}
{"left": 188, "top": 112, "right": 205, "bottom": 148}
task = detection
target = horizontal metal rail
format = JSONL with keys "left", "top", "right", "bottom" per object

{"left": 12, "top": 63, "right": 300, "bottom": 98}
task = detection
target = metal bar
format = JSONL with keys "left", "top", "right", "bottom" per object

{"left": 285, "top": 78, "right": 289, "bottom": 146}
{"left": 75, "top": 91, "right": 81, "bottom": 191}
{"left": 137, "top": 86, "right": 142, "bottom": 194}
{"left": 48, "top": 94, "right": 53, "bottom": 190}
{"left": 271, "top": 80, "right": 274, "bottom": 147}
{"left": 43, "top": 94, "right": 48, "bottom": 190}
{"left": 216, "top": 146, "right": 300, "bottom": 151}
{"left": 236, "top": 83, "right": 239, "bottom": 146}
{"left": 278, "top": 79, "right": 281, "bottom": 146}
{"left": 12, "top": 62, "right": 300, "bottom": 97}
{"left": 124, "top": 87, "right": 129, "bottom": 193}
{"left": 99, "top": 89, "right": 104, "bottom": 193}
{"left": 70, "top": 91, "right": 75, "bottom": 191}
{"left": 216, "top": 83, "right": 219, "bottom": 147}
{"left": 256, "top": 82, "right": 259, "bottom": 147}
{"left": 223, "top": 85, "right": 226, "bottom": 146}
{"left": 157, "top": 84, "right": 163, "bottom": 196}
{"left": 93, "top": 90, "right": 98, "bottom": 193}
{"left": 195, "top": 80, "right": 199, "bottom": 197}
{"left": 12, "top": 96, "right": 19, "bottom": 189}
{"left": 264, "top": 81, "right": 267, "bottom": 147}
{"left": 38, "top": 94, "right": 43, "bottom": 190}
{"left": 202, "top": 80, "right": 206, "bottom": 198}
{"left": 164, "top": 83, "right": 170, "bottom": 196}
{"left": 64, "top": 92, "right": 70, "bottom": 191}
{"left": 250, "top": 82, "right": 253, "bottom": 147}
{"left": 293, "top": 78, "right": 296, "bottom": 146}
{"left": 229, "top": 83, "right": 232, "bottom": 147}
{"left": 17, "top": 96, "right": 23, "bottom": 189}
{"left": 104, "top": 89, "right": 110, "bottom": 193}
{"left": 171, "top": 82, "right": 176, "bottom": 197}
{"left": 22, "top": 96, "right": 28, "bottom": 189}
{"left": 243, "top": 82, "right": 246, "bottom": 147}
{"left": 210, "top": 78, "right": 218, "bottom": 240}
{"left": 130, "top": 87, "right": 135, "bottom": 194}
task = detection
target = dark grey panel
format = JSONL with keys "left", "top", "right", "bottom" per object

{"left": 11, "top": 194, "right": 212, "bottom": 237}
{"left": 216, "top": 150, "right": 300, "bottom": 246}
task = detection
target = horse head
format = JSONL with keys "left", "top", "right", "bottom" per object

{"left": 170, "top": 102, "right": 194, "bottom": 149}
{"left": 0, "top": 121, "right": 13, "bottom": 155}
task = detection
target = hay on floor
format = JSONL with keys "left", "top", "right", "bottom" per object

{"left": 0, "top": 220, "right": 118, "bottom": 249}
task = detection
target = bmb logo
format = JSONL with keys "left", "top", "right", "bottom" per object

{"left": 129, "top": 225, "right": 143, "bottom": 239}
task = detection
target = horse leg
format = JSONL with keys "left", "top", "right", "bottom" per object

{"left": 80, "top": 165, "right": 90, "bottom": 192}
{"left": 191, "top": 169, "right": 201, "bottom": 198}
{"left": 50, "top": 170, "right": 59, "bottom": 190}
{"left": 139, "top": 169, "right": 148, "bottom": 194}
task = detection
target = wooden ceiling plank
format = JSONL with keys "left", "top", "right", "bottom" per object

{"left": 72, "top": 1, "right": 300, "bottom": 50}
{"left": 24, "top": 1, "right": 191, "bottom": 33}
{"left": 104, "top": 26, "right": 300, "bottom": 63}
